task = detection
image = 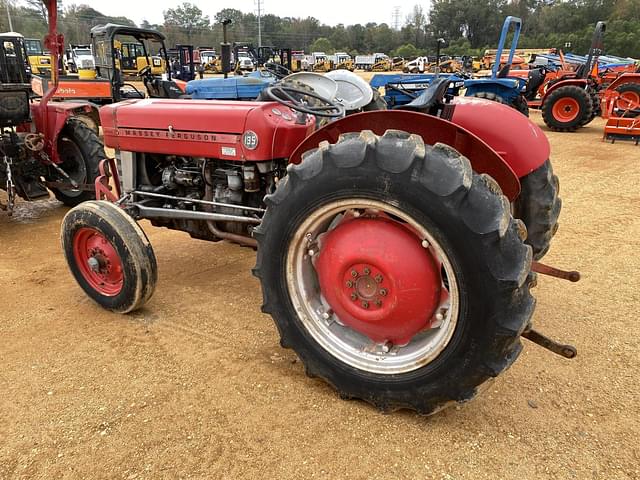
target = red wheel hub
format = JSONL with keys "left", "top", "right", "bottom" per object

{"left": 552, "top": 97, "right": 580, "bottom": 123}
{"left": 73, "top": 227, "right": 124, "bottom": 296}
{"left": 617, "top": 91, "right": 640, "bottom": 110}
{"left": 315, "top": 218, "right": 442, "bottom": 345}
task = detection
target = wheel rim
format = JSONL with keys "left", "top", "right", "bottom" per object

{"left": 616, "top": 90, "right": 640, "bottom": 110}
{"left": 57, "top": 138, "right": 87, "bottom": 198}
{"left": 286, "top": 199, "right": 459, "bottom": 375}
{"left": 73, "top": 227, "right": 124, "bottom": 296}
{"left": 552, "top": 97, "right": 580, "bottom": 123}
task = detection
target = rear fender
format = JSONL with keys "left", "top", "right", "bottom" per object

{"left": 605, "top": 72, "right": 640, "bottom": 91}
{"left": 30, "top": 101, "right": 96, "bottom": 164}
{"left": 451, "top": 97, "right": 550, "bottom": 178}
{"left": 289, "top": 110, "right": 521, "bottom": 200}
{"left": 543, "top": 78, "right": 588, "bottom": 99}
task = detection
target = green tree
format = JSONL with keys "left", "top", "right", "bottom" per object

{"left": 393, "top": 43, "right": 420, "bottom": 58}
{"left": 164, "top": 2, "right": 210, "bottom": 43}
{"left": 309, "top": 37, "right": 333, "bottom": 53}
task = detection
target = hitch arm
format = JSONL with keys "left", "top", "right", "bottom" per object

{"left": 522, "top": 328, "right": 577, "bottom": 359}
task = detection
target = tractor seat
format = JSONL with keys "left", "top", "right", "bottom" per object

{"left": 394, "top": 77, "right": 451, "bottom": 114}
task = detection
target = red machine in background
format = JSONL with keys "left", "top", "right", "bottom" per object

{"left": 602, "top": 73, "right": 640, "bottom": 144}
{"left": 0, "top": 1, "right": 103, "bottom": 214}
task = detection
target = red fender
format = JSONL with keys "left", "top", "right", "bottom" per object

{"left": 289, "top": 110, "right": 522, "bottom": 200}
{"left": 451, "top": 97, "right": 551, "bottom": 178}
{"left": 605, "top": 72, "right": 640, "bottom": 91}
{"left": 30, "top": 101, "right": 95, "bottom": 164}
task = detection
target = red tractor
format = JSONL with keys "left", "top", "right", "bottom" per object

{"left": 0, "top": 6, "right": 104, "bottom": 215}
{"left": 60, "top": 74, "right": 580, "bottom": 414}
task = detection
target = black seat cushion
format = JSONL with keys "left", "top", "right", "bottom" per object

{"left": 394, "top": 77, "right": 451, "bottom": 113}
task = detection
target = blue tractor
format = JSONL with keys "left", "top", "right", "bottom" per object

{"left": 463, "top": 16, "right": 529, "bottom": 115}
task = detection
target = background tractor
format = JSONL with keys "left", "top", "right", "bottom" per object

{"left": 61, "top": 61, "right": 578, "bottom": 415}
{"left": 0, "top": 7, "right": 104, "bottom": 215}
{"left": 463, "top": 16, "right": 529, "bottom": 116}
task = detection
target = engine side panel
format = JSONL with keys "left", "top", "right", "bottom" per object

{"left": 101, "top": 100, "right": 314, "bottom": 161}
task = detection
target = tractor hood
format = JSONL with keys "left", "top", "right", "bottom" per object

{"left": 100, "top": 99, "right": 314, "bottom": 161}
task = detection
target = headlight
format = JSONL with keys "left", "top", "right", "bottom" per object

{"left": 242, "top": 131, "right": 259, "bottom": 150}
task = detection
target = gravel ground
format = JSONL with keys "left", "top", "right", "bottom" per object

{"left": 0, "top": 113, "right": 638, "bottom": 479}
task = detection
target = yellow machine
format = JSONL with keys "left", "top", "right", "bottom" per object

{"left": 438, "top": 59, "right": 463, "bottom": 74}
{"left": 372, "top": 58, "right": 392, "bottom": 72}
{"left": 332, "top": 53, "right": 354, "bottom": 71}
{"left": 115, "top": 41, "right": 165, "bottom": 77}
{"left": 24, "top": 38, "right": 54, "bottom": 74}
{"left": 311, "top": 53, "right": 332, "bottom": 73}
{"left": 391, "top": 57, "right": 406, "bottom": 71}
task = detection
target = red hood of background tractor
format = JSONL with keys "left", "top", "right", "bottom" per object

{"left": 100, "top": 99, "right": 314, "bottom": 161}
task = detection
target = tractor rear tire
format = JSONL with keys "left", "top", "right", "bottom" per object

{"left": 469, "top": 91, "right": 506, "bottom": 105}
{"left": 51, "top": 119, "right": 106, "bottom": 207}
{"left": 512, "top": 94, "right": 530, "bottom": 117}
{"left": 61, "top": 201, "right": 158, "bottom": 313}
{"left": 542, "top": 85, "right": 593, "bottom": 132}
{"left": 513, "top": 159, "right": 561, "bottom": 260}
{"left": 254, "top": 130, "right": 534, "bottom": 415}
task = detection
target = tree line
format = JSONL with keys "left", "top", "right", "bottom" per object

{"left": 1, "top": 0, "right": 639, "bottom": 59}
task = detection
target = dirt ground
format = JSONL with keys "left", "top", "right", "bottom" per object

{"left": 0, "top": 113, "right": 639, "bottom": 480}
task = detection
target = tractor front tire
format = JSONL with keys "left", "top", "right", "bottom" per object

{"left": 542, "top": 85, "right": 593, "bottom": 132}
{"left": 513, "top": 159, "right": 561, "bottom": 260}
{"left": 50, "top": 119, "right": 106, "bottom": 206}
{"left": 254, "top": 130, "right": 534, "bottom": 414}
{"left": 61, "top": 201, "right": 158, "bottom": 313}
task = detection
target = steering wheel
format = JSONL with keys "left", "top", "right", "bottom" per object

{"left": 263, "top": 62, "right": 292, "bottom": 79}
{"left": 138, "top": 65, "right": 152, "bottom": 78}
{"left": 264, "top": 84, "right": 345, "bottom": 118}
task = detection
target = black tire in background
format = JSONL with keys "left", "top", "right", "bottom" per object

{"left": 254, "top": 130, "right": 535, "bottom": 414}
{"left": 61, "top": 201, "right": 158, "bottom": 313}
{"left": 512, "top": 94, "right": 530, "bottom": 117}
{"left": 514, "top": 159, "right": 561, "bottom": 261}
{"left": 541, "top": 85, "right": 593, "bottom": 132}
{"left": 50, "top": 118, "right": 106, "bottom": 206}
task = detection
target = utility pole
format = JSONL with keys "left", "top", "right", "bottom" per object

{"left": 392, "top": 6, "right": 401, "bottom": 31}
{"left": 5, "top": 0, "right": 13, "bottom": 31}
{"left": 255, "top": 0, "right": 263, "bottom": 48}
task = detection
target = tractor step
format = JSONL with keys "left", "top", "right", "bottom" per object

{"left": 522, "top": 328, "right": 577, "bottom": 359}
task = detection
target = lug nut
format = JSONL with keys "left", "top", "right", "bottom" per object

{"left": 363, "top": 267, "right": 371, "bottom": 275}
{"left": 346, "top": 280, "right": 353, "bottom": 288}
{"left": 375, "top": 300, "right": 383, "bottom": 307}
{"left": 379, "top": 288, "right": 388, "bottom": 297}
{"left": 351, "top": 270, "right": 358, "bottom": 278}
{"left": 375, "top": 275, "right": 383, "bottom": 283}
{"left": 351, "top": 293, "right": 358, "bottom": 301}
{"left": 362, "top": 301, "right": 369, "bottom": 309}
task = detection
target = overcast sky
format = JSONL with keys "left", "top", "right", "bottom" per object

{"left": 68, "top": 0, "right": 429, "bottom": 28}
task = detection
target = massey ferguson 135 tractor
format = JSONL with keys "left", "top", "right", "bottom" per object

{"left": 0, "top": 11, "right": 104, "bottom": 214}
{"left": 60, "top": 71, "right": 581, "bottom": 414}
